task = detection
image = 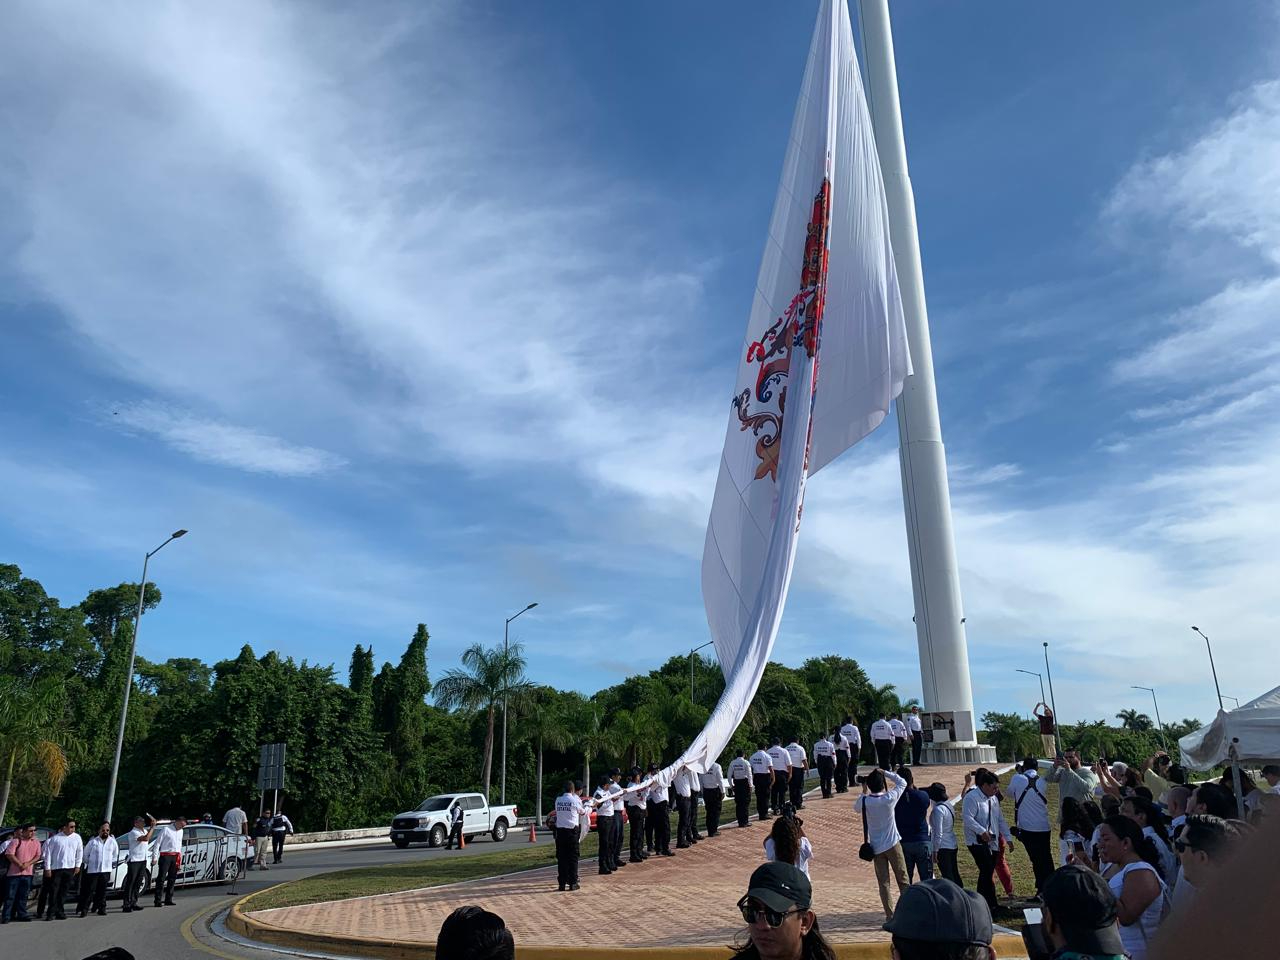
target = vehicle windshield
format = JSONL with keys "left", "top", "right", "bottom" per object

{"left": 418, "top": 796, "right": 456, "bottom": 812}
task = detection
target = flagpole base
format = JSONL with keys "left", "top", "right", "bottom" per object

{"left": 921, "top": 743, "right": 998, "bottom": 766}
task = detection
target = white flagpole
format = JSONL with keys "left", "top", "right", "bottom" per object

{"left": 854, "top": 0, "right": 984, "bottom": 756}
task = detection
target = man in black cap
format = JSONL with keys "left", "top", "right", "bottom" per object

{"left": 882, "top": 878, "right": 996, "bottom": 960}
{"left": 1038, "top": 865, "right": 1127, "bottom": 960}
{"left": 623, "top": 768, "right": 648, "bottom": 863}
{"left": 734, "top": 861, "right": 835, "bottom": 960}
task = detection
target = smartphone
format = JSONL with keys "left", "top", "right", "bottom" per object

{"left": 1070, "top": 839, "right": 1085, "bottom": 854}
{"left": 1022, "top": 920, "right": 1052, "bottom": 960}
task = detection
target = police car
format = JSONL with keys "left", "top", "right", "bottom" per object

{"left": 118, "top": 820, "right": 251, "bottom": 891}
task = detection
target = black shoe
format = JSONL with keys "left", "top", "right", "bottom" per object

{"left": 16, "top": 916, "right": 33, "bottom": 922}
{"left": 43, "top": 916, "right": 53, "bottom": 922}
{"left": 154, "top": 902, "right": 162, "bottom": 908}
{"left": 0, "top": 918, "right": 7, "bottom": 924}
{"left": 133, "top": 905, "right": 145, "bottom": 911}
{"left": 614, "top": 861, "right": 626, "bottom": 867}
{"left": 558, "top": 884, "right": 566, "bottom": 891}
{"left": 569, "top": 883, "right": 580, "bottom": 891}
{"left": 661, "top": 850, "right": 675, "bottom": 857}
{"left": 97, "top": 909, "right": 107, "bottom": 916}
{"left": 77, "top": 910, "right": 87, "bottom": 918}
{"left": 164, "top": 900, "right": 175, "bottom": 906}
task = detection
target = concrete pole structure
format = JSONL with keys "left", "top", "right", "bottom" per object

{"left": 855, "top": 0, "right": 986, "bottom": 756}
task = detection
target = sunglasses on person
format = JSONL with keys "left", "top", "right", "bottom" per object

{"left": 737, "top": 896, "right": 803, "bottom": 927}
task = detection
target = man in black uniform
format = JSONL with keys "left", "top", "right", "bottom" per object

{"left": 728, "top": 750, "right": 753, "bottom": 827}
{"left": 624, "top": 768, "right": 648, "bottom": 863}
{"left": 553, "top": 780, "right": 586, "bottom": 891}
{"left": 647, "top": 765, "right": 674, "bottom": 856}
{"left": 834, "top": 718, "right": 851, "bottom": 793}
{"left": 749, "top": 743, "right": 775, "bottom": 821}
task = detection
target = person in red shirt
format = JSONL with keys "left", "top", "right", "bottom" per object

{"left": 1034, "top": 703, "right": 1057, "bottom": 758}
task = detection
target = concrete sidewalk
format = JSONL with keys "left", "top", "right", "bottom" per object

{"left": 247, "top": 764, "right": 980, "bottom": 949}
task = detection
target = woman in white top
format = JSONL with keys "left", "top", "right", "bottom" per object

{"left": 1091, "top": 816, "right": 1167, "bottom": 960}
{"left": 1120, "top": 796, "right": 1176, "bottom": 883}
{"left": 763, "top": 812, "right": 813, "bottom": 878}
{"left": 924, "top": 783, "right": 960, "bottom": 885}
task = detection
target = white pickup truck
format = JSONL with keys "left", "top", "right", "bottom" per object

{"left": 389, "top": 793, "right": 519, "bottom": 848}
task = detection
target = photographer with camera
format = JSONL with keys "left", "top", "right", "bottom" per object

{"left": 855, "top": 767, "right": 909, "bottom": 921}
{"left": 1010, "top": 757, "right": 1054, "bottom": 891}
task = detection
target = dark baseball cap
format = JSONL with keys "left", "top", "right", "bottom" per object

{"left": 744, "top": 862, "right": 812, "bottom": 912}
{"left": 883, "top": 879, "right": 992, "bottom": 945}
{"left": 1041, "top": 866, "right": 1125, "bottom": 956}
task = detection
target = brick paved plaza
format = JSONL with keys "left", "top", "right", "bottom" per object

{"left": 249, "top": 765, "right": 977, "bottom": 949}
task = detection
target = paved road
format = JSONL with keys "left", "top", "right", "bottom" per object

{"left": 1, "top": 831, "right": 554, "bottom": 960}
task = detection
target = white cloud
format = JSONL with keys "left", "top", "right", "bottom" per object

{"left": 111, "top": 402, "right": 345, "bottom": 477}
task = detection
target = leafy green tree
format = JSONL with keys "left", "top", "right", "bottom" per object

{"left": 433, "top": 641, "right": 532, "bottom": 799}
{"left": 1116, "top": 709, "right": 1153, "bottom": 732}
{"left": 524, "top": 687, "right": 570, "bottom": 818}
{"left": 980, "top": 711, "right": 1040, "bottom": 761}
{"left": 0, "top": 675, "right": 70, "bottom": 823}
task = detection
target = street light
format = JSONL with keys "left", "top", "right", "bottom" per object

{"left": 1190, "top": 626, "right": 1225, "bottom": 712}
{"left": 501, "top": 602, "right": 537, "bottom": 805}
{"left": 690, "top": 641, "right": 715, "bottom": 703}
{"left": 1131, "top": 685, "right": 1167, "bottom": 751}
{"left": 1224, "top": 696, "right": 1241, "bottom": 709}
{"left": 1016, "top": 668, "right": 1046, "bottom": 706}
{"left": 1043, "top": 642, "right": 1061, "bottom": 756}
{"left": 104, "top": 529, "right": 187, "bottom": 825}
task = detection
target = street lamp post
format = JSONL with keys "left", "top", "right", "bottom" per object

{"left": 1042, "top": 642, "right": 1061, "bottom": 755}
{"left": 1132, "top": 685, "right": 1167, "bottom": 751}
{"left": 1016, "top": 668, "right": 1045, "bottom": 706}
{"left": 104, "top": 529, "right": 187, "bottom": 825}
{"left": 690, "top": 641, "right": 715, "bottom": 704}
{"left": 1224, "top": 696, "right": 1240, "bottom": 709}
{"left": 501, "top": 602, "right": 537, "bottom": 805}
{"left": 1190, "top": 626, "right": 1224, "bottom": 712}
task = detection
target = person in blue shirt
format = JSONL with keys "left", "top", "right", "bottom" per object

{"left": 894, "top": 766, "right": 934, "bottom": 882}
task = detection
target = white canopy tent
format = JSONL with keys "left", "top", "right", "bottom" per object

{"left": 1178, "top": 685, "right": 1280, "bottom": 769}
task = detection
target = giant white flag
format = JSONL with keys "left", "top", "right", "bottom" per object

{"left": 661, "top": 0, "right": 910, "bottom": 783}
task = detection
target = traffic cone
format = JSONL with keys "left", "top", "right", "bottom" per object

{"left": 459, "top": 830, "right": 466, "bottom": 849}
{"left": 529, "top": 822, "right": 537, "bottom": 842}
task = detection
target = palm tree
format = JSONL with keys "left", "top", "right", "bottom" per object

{"left": 525, "top": 689, "right": 570, "bottom": 818}
{"left": 0, "top": 676, "right": 71, "bottom": 824}
{"left": 865, "top": 682, "right": 901, "bottom": 722}
{"left": 576, "top": 701, "right": 615, "bottom": 789}
{"left": 1116, "top": 709, "right": 1153, "bottom": 732}
{"left": 608, "top": 704, "right": 667, "bottom": 771}
{"left": 433, "top": 641, "right": 534, "bottom": 798}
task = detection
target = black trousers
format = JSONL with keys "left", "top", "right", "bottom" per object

{"left": 968, "top": 843, "right": 998, "bottom": 912}
{"left": 554, "top": 827, "right": 580, "bottom": 888}
{"left": 690, "top": 792, "right": 703, "bottom": 838}
{"left": 77, "top": 872, "right": 109, "bottom": 914}
{"left": 753, "top": 774, "right": 772, "bottom": 820}
{"left": 704, "top": 787, "right": 723, "bottom": 835}
{"left": 675, "top": 796, "right": 692, "bottom": 846}
{"left": 645, "top": 799, "right": 657, "bottom": 850}
{"left": 123, "top": 860, "right": 147, "bottom": 909}
{"left": 272, "top": 831, "right": 287, "bottom": 862}
{"left": 612, "top": 810, "right": 625, "bottom": 862}
{"left": 874, "top": 739, "right": 893, "bottom": 769}
{"left": 651, "top": 800, "right": 671, "bottom": 853}
{"left": 936, "top": 848, "right": 962, "bottom": 885}
{"left": 47, "top": 868, "right": 74, "bottom": 918}
{"left": 817, "top": 756, "right": 835, "bottom": 797}
{"left": 446, "top": 822, "right": 463, "bottom": 849}
{"left": 154, "top": 855, "right": 178, "bottom": 904}
{"left": 789, "top": 767, "right": 806, "bottom": 808}
{"left": 770, "top": 769, "right": 789, "bottom": 813}
{"left": 834, "top": 750, "right": 849, "bottom": 792}
{"left": 733, "top": 779, "right": 751, "bottom": 825}
{"left": 36, "top": 872, "right": 53, "bottom": 917}
{"left": 597, "top": 816, "right": 617, "bottom": 871}
{"left": 627, "top": 806, "right": 647, "bottom": 860}
{"left": 911, "top": 731, "right": 923, "bottom": 765}
{"left": 892, "top": 737, "right": 906, "bottom": 767}
{"left": 1021, "top": 830, "right": 1055, "bottom": 890}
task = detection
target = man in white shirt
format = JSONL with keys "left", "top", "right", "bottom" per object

{"left": 854, "top": 768, "right": 908, "bottom": 921}
{"left": 749, "top": 744, "right": 775, "bottom": 822}
{"left": 700, "top": 760, "right": 726, "bottom": 836}
{"left": 813, "top": 733, "right": 836, "bottom": 799}
{"left": 785, "top": 739, "right": 808, "bottom": 810}
{"left": 152, "top": 816, "right": 186, "bottom": 907}
{"left": 728, "top": 751, "right": 752, "bottom": 827}
{"left": 593, "top": 776, "right": 619, "bottom": 872}
{"left": 76, "top": 822, "right": 118, "bottom": 917}
{"left": 122, "top": 815, "right": 155, "bottom": 913}
{"left": 843, "top": 720, "right": 863, "bottom": 782}
{"left": 889, "top": 716, "right": 908, "bottom": 767}
{"left": 1009, "top": 757, "right": 1054, "bottom": 891}
{"left": 870, "top": 715, "right": 894, "bottom": 770}
{"left": 607, "top": 769, "right": 628, "bottom": 866}
{"left": 835, "top": 718, "right": 853, "bottom": 793}
{"left": 622, "top": 768, "right": 649, "bottom": 863}
{"left": 554, "top": 780, "right": 587, "bottom": 890}
{"left": 962, "top": 771, "right": 1014, "bottom": 915}
{"left": 222, "top": 804, "right": 248, "bottom": 838}
{"left": 42, "top": 819, "right": 83, "bottom": 920}
{"left": 673, "top": 768, "right": 696, "bottom": 849}
{"left": 767, "top": 739, "right": 792, "bottom": 815}
{"left": 907, "top": 707, "right": 924, "bottom": 766}
{"left": 645, "top": 765, "right": 673, "bottom": 856}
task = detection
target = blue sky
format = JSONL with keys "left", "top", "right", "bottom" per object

{"left": 2, "top": 0, "right": 1278, "bottom": 729}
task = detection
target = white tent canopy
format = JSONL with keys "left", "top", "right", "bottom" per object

{"left": 1178, "top": 685, "right": 1280, "bottom": 769}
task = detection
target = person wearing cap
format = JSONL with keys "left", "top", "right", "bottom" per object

{"left": 812, "top": 732, "right": 835, "bottom": 799}
{"left": 1039, "top": 865, "right": 1127, "bottom": 960}
{"left": 554, "top": 780, "right": 587, "bottom": 890}
{"left": 733, "top": 861, "right": 836, "bottom": 960}
{"left": 645, "top": 766, "right": 674, "bottom": 857}
{"left": 785, "top": 737, "right": 808, "bottom": 811}
{"left": 623, "top": 768, "right": 648, "bottom": 863}
{"left": 907, "top": 706, "right": 924, "bottom": 766}
{"left": 767, "top": 739, "right": 792, "bottom": 816}
{"left": 750, "top": 743, "right": 776, "bottom": 822}
{"left": 593, "top": 776, "right": 618, "bottom": 874}
{"left": 607, "top": 769, "right": 627, "bottom": 868}
{"left": 701, "top": 758, "right": 726, "bottom": 836}
{"left": 882, "top": 878, "right": 996, "bottom": 960}
{"left": 729, "top": 749, "right": 754, "bottom": 827}
{"left": 855, "top": 767, "right": 909, "bottom": 921}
